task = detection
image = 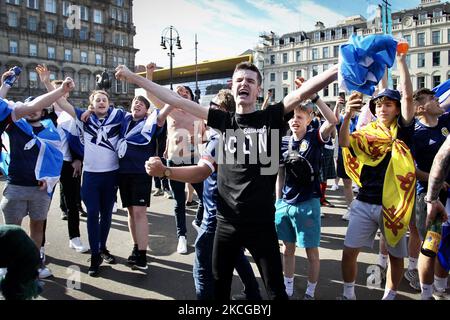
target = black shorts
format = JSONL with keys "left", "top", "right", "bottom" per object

{"left": 118, "top": 173, "right": 152, "bottom": 208}
{"left": 336, "top": 152, "right": 350, "bottom": 179}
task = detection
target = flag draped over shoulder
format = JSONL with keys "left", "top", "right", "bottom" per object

{"left": 342, "top": 120, "right": 416, "bottom": 246}
{"left": 339, "top": 34, "right": 397, "bottom": 96}
{"left": 432, "top": 79, "right": 450, "bottom": 105}
{"left": 14, "top": 118, "right": 63, "bottom": 196}
{"left": 57, "top": 111, "right": 84, "bottom": 159}
{"left": 117, "top": 109, "right": 159, "bottom": 159}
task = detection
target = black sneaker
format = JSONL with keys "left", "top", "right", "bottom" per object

{"left": 100, "top": 249, "right": 116, "bottom": 264}
{"left": 127, "top": 245, "right": 139, "bottom": 265}
{"left": 88, "top": 254, "right": 103, "bottom": 277}
{"left": 186, "top": 200, "right": 199, "bottom": 207}
{"left": 131, "top": 254, "right": 148, "bottom": 271}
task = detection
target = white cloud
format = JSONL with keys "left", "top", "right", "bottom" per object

{"left": 133, "top": 0, "right": 346, "bottom": 68}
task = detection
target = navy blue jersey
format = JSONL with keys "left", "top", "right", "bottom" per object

{"left": 281, "top": 128, "right": 325, "bottom": 204}
{"left": 413, "top": 112, "right": 450, "bottom": 194}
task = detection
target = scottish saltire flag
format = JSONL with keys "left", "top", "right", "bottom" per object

{"left": 15, "top": 118, "right": 63, "bottom": 195}
{"left": 0, "top": 99, "right": 14, "bottom": 175}
{"left": 432, "top": 79, "right": 450, "bottom": 106}
{"left": 117, "top": 109, "right": 159, "bottom": 159}
{"left": 339, "top": 34, "right": 397, "bottom": 95}
{"left": 57, "top": 111, "right": 84, "bottom": 159}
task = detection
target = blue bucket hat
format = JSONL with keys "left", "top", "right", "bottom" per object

{"left": 369, "top": 88, "right": 401, "bottom": 115}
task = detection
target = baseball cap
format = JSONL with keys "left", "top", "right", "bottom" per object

{"left": 369, "top": 88, "right": 401, "bottom": 115}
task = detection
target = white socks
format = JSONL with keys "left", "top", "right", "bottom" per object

{"left": 420, "top": 283, "right": 433, "bottom": 300}
{"left": 284, "top": 276, "right": 294, "bottom": 297}
{"left": 434, "top": 275, "right": 448, "bottom": 292}
{"left": 305, "top": 281, "right": 317, "bottom": 298}
{"left": 343, "top": 281, "right": 355, "bottom": 299}
{"left": 378, "top": 254, "right": 388, "bottom": 269}
{"left": 382, "top": 287, "right": 397, "bottom": 300}
{"left": 408, "top": 257, "right": 418, "bottom": 271}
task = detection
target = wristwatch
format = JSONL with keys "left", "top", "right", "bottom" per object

{"left": 162, "top": 167, "right": 172, "bottom": 179}
{"left": 424, "top": 195, "right": 438, "bottom": 204}
{"left": 311, "top": 94, "right": 320, "bottom": 104}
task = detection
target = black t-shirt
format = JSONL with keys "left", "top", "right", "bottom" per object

{"left": 207, "top": 102, "right": 284, "bottom": 225}
{"left": 356, "top": 117, "right": 415, "bottom": 205}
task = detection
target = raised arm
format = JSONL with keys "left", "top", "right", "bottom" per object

{"left": 338, "top": 92, "right": 363, "bottom": 147}
{"left": 0, "top": 70, "right": 15, "bottom": 99}
{"left": 36, "top": 64, "right": 55, "bottom": 93}
{"left": 14, "top": 77, "right": 75, "bottom": 120}
{"left": 316, "top": 99, "right": 338, "bottom": 140}
{"left": 157, "top": 104, "right": 175, "bottom": 127}
{"left": 144, "top": 63, "right": 166, "bottom": 109}
{"left": 283, "top": 65, "right": 338, "bottom": 114}
{"left": 145, "top": 156, "right": 212, "bottom": 184}
{"left": 397, "top": 52, "right": 414, "bottom": 125}
{"left": 115, "top": 65, "right": 209, "bottom": 120}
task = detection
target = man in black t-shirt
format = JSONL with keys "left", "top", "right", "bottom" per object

{"left": 115, "top": 62, "right": 338, "bottom": 300}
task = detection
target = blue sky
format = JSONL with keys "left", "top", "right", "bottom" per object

{"left": 133, "top": 0, "right": 421, "bottom": 68}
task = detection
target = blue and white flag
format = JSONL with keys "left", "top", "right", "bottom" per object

{"left": 339, "top": 34, "right": 397, "bottom": 96}
{"left": 117, "top": 109, "right": 159, "bottom": 159}
{"left": 432, "top": 79, "right": 450, "bottom": 106}
{"left": 57, "top": 111, "right": 84, "bottom": 159}
{"left": 14, "top": 119, "right": 63, "bottom": 195}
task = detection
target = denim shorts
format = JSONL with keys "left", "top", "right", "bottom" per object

{"left": 275, "top": 198, "right": 321, "bottom": 248}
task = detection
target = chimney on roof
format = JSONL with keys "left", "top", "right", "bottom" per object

{"left": 315, "top": 21, "right": 325, "bottom": 30}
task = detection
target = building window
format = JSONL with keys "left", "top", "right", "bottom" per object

{"left": 433, "top": 75, "right": 441, "bottom": 88}
{"left": 312, "top": 48, "right": 319, "bottom": 60}
{"left": 282, "top": 53, "right": 288, "bottom": 64}
{"left": 46, "top": 20, "right": 55, "bottom": 34}
{"left": 80, "top": 6, "right": 89, "bottom": 21}
{"left": 268, "top": 89, "right": 275, "bottom": 102}
{"left": 48, "top": 46, "right": 55, "bottom": 59}
{"left": 312, "top": 65, "right": 318, "bottom": 77}
{"left": 8, "top": 11, "right": 18, "bottom": 27}
{"left": 406, "top": 54, "right": 411, "bottom": 68}
{"left": 115, "top": 0, "right": 124, "bottom": 6}
{"left": 270, "top": 73, "right": 275, "bottom": 82}
{"left": 80, "top": 26, "right": 88, "bottom": 40}
{"left": 64, "top": 25, "right": 73, "bottom": 37}
{"left": 448, "top": 50, "right": 450, "bottom": 65}
{"left": 62, "top": 1, "right": 71, "bottom": 16}
{"left": 94, "top": 30, "right": 103, "bottom": 43}
{"left": 6, "top": 0, "right": 20, "bottom": 4}
{"left": 29, "top": 71, "right": 38, "bottom": 88}
{"left": 28, "top": 15, "right": 37, "bottom": 31}
{"left": 448, "top": 29, "right": 450, "bottom": 43}
{"left": 417, "top": 76, "right": 425, "bottom": 89}
{"left": 95, "top": 53, "right": 102, "bottom": 65}
{"left": 433, "top": 10, "right": 442, "bottom": 17}
{"left": 335, "top": 28, "right": 342, "bottom": 40}
{"left": 403, "top": 35, "right": 411, "bottom": 45}
{"left": 323, "top": 85, "right": 329, "bottom": 97}
{"left": 333, "top": 45, "right": 339, "bottom": 58}
{"left": 27, "top": 0, "right": 38, "bottom": 9}
{"left": 81, "top": 51, "right": 88, "bottom": 63}
{"left": 9, "top": 40, "right": 18, "bottom": 55}
{"left": 93, "top": 9, "right": 103, "bottom": 24}
{"left": 80, "top": 74, "right": 89, "bottom": 92}
{"left": 296, "top": 51, "right": 301, "bottom": 62}
{"left": 419, "top": 12, "right": 428, "bottom": 20}
{"left": 314, "top": 32, "right": 320, "bottom": 42}
{"left": 433, "top": 51, "right": 440, "bottom": 66}
{"left": 333, "top": 83, "right": 339, "bottom": 96}
{"left": 45, "top": 0, "right": 56, "bottom": 13}
{"left": 417, "top": 33, "right": 425, "bottom": 46}
{"left": 115, "top": 79, "right": 127, "bottom": 94}
{"left": 346, "top": 26, "right": 354, "bottom": 35}
{"left": 323, "top": 64, "right": 329, "bottom": 71}
{"left": 29, "top": 43, "right": 37, "bottom": 57}
{"left": 49, "top": 72, "right": 56, "bottom": 82}
{"left": 418, "top": 53, "right": 425, "bottom": 68}
{"left": 283, "top": 71, "right": 288, "bottom": 81}
{"left": 283, "top": 87, "right": 288, "bottom": 97}
{"left": 295, "top": 70, "right": 302, "bottom": 78}
{"left": 270, "top": 55, "right": 275, "bottom": 65}
{"left": 323, "top": 47, "right": 329, "bottom": 59}
{"left": 325, "top": 30, "right": 331, "bottom": 41}
{"left": 64, "top": 49, "right": 72, "bottom": 61}
{"left": 432, "top": 31, "right": 440, "bottom": 45}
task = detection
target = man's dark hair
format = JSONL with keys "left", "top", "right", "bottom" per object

{"left": 133, "top": 95, "right": 150, "bottom": 109}
{"left": 183, "top": 86, "right": 195, "bottom": 101}
{"left": 413, "top": 88, "right": 435, "bottom": 103}
{"left": 234, "top": 62, "right": 262, "bottom": 86}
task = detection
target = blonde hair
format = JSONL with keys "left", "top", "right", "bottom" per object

{"left": 215, "top": 89, "right": 235, "bottom": 112}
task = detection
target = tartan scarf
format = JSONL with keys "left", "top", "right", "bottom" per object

{"left": 342, "top": 120, "right": 416, "bottom": 246}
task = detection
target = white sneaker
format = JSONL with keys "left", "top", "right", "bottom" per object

{"left": 352, "top": 185, "right": 359, "bottom": 193}
{"left": 112, "top": 202, "right": 118, "bottom": 213}
{"left": 285, "top": 279, "right": 294, "bottom": 297}
{"left": 177, "top": 236, "right": 187, "bottom": 254}
{"left": 69, "top": 237, "right": 90, "bottom": 253}
{"left": 342, "top": 210, "right": 350, "bottom": 221}
{"left": 0, "top": 268, "right": 7, "bottom": 279}
{"left": 38, "top": 267, "right": 53, "bottom": 279}
{"left": 330, "top": 184, "right": 339, "bottom": 191}
{"left": 40, "top": 247, "right": 46, "bottom": 264}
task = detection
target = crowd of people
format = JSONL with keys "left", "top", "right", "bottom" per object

{"left": 0, "top": 39, "right": 449, "bottom": 301}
